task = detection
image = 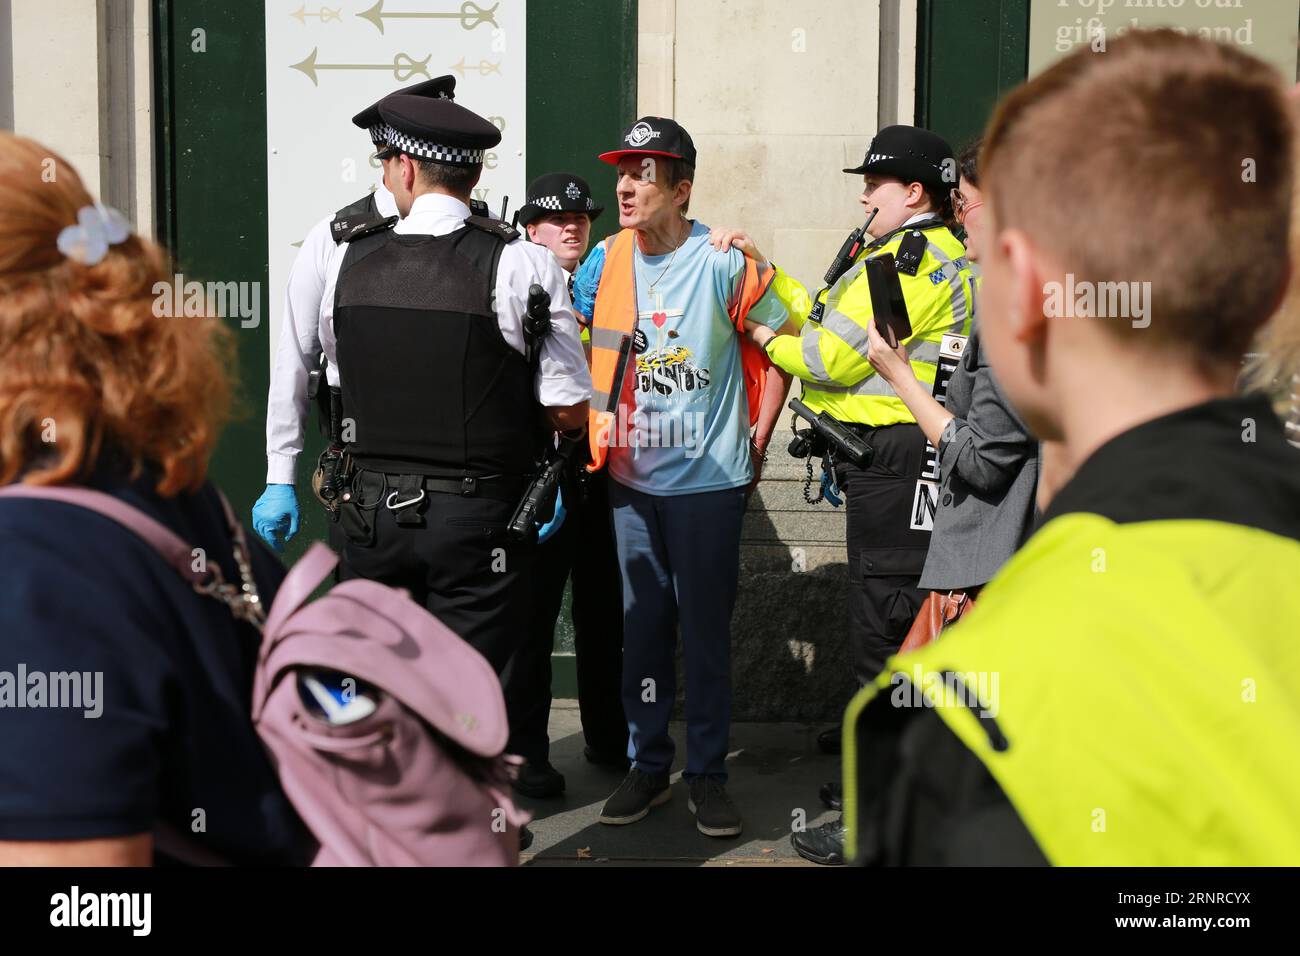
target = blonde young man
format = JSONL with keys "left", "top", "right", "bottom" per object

{"left": 843, "top": 30, "right": 1300, "bottom": 866}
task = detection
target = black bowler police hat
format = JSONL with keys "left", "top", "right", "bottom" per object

{"left": 516, "top": 173, "right": 604, "bottom": 227}
{"left": 844, "top": 125, "right": 956, "bottom": 195}
{"left": 351, "top": 75, "right": 457, "bottom": 147}
{"left": 374, "top": 93, "right": 502, "bottom": 167}
{"left": 599, "top": 116, "right": 697, "bottom": 167}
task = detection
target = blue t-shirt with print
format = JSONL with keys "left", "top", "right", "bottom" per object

{"left": 572, "top": 221, "right": 788, "bottom": 495}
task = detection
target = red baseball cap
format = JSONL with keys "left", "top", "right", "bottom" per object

{"left": 598, "top": 116, "right": 697, "bottom": 166}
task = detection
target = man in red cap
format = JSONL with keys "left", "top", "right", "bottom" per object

{"left": 574, "top": 116, "right": 796, "bottom": 839}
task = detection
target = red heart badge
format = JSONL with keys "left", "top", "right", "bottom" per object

{"left": 651, "top": 311, "right": 667, "bottom": 329}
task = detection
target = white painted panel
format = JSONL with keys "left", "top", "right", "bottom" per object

{"left": 264, "top": 0, "right": 527, "bottom": 358}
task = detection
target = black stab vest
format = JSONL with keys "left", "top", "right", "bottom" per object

{"left": 333, "top": 223, "right": 542, "bottom": 478}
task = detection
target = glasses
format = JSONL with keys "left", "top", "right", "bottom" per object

{"left": 951, "top": 188, "right": 984, "bottom": 225}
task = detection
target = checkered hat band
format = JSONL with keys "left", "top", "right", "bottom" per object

{"left": 369, "top": 124, "right": 387, "bottom": 147}
{"left": 530, "top": 196, "right": 597, "bottom": 211}
{"left": 380, "top": 124, "right": 485, "bottom": 165}
{"left": 534, "top": 196, "right": 563, "bottom": 211}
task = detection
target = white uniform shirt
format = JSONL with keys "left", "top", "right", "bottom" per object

{"left": 265, "top": 189, "right": 590, "bottom": 484}
{"left": 265, "top": 184, "right": 399, "bottom": 485}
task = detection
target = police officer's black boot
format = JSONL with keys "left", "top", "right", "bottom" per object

{"left": 819, "top": 781, "right": 843, "bottom": 811}
{"left": 514, "top": 760, "right": 566, "bottom": 799}
{"left": 792, "top": 816, "right": 846, "bottom": 866}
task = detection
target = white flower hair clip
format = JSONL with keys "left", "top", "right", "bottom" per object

{"left": 56, "top": 203, "right": 131, "bottom": 266}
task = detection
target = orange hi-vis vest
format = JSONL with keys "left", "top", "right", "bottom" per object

{"left": 586, "top": 228, "right": 776, "bottom": 471}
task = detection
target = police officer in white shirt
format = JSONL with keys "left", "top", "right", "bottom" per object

{"left": 319, "top": 91, "right": 590, "bottom": 671}
{"left": 255, "top": 75, "right": 476, "bottom": 552}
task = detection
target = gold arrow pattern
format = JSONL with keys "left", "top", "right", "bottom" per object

{"left": 290, "top": 4, "right": 342, "bottom": 23}
{"left": 290, "top": 47, "right": 433, "bottom": 86}
{"left": 453, "top": 57, "right": 502, "bottom": 77}
{"left": 357, "top": 0, "right": 499, "bottom": 34}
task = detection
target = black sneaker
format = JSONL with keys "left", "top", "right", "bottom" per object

{"left": 598, "top": 768, "right": 671, "bottom": 825}
{"left": 584, "top": 745, "right": 631, "bottom": 771}
{"left": 791, "top": 817, "right": 846, "bottom": 865}
{"left": 687, "top": 777, "right": 743, "bottom": 838}
{"left": 513, "top": 760, "right": 566, "bottom": 799}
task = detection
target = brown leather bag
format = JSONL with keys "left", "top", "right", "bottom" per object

{"left": 899, "top": 589, "right": 978, "bottom": 655}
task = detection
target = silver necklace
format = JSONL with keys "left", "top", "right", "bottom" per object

{"left": 643, "top": 217, "right": 690, "bottom": 298}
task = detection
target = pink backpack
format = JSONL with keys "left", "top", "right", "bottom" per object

{"left": 0, "top": 484, "right": 529, "bottom": 866}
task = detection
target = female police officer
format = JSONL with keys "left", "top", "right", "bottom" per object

{"left": 717, "top": 126, "right": 973, "bottom": 686}
{"left": 712, "top": 125, "right": 974, "bottom": 862}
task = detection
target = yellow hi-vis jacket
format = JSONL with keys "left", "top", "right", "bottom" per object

{"left": 765, "top": 220, "right": 975, "bottom": 426}
{"left": 841, "top": 394, "right": 1300, "bottom": 865}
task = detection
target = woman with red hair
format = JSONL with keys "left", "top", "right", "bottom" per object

{"left": 0, "top": 134, "right": 303, "bottom": 866}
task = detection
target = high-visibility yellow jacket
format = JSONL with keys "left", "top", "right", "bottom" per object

{"left": 841, "top": 394, "right": 1300, "bottom": 865}
{"left": 765, "top": 219, "right": 975, "bottom": 426}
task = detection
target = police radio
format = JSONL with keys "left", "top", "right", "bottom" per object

{"left": 808, "top": 207, "right": 879, "bottom": 324}
{"left": 824, "top": 207, "right": 879, "bottom": 287}
{"left": 523, "top": 284, "right": 552, "bottom": 366}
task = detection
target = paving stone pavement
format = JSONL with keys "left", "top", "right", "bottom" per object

{"left": 516, "top": 702, "right": 844, "bottom": 867}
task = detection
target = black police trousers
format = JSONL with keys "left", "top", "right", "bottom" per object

{"left": 836, "top": 422, "right": 932, "bottom": 685}
{"left": 335, "top": 472, "right": 535, "bottom": 675}
{"left": 502, "top": 470, "right": 627, "bottom": 764}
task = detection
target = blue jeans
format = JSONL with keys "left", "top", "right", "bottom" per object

{"left": 608, "top": 480, "right": 748, "bottom": 781}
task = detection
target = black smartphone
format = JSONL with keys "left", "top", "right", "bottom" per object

{"left": 864, "top": 253, "right": 912, "bottom": 345}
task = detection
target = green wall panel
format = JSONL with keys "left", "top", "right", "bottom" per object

{"left": 153, "top": 0, "right": 273, "bottom": 536}
{"left": 525, "top": 0, "right": 637, "bottom": 686}
{"left": 525, "top": 0, "right": 638, "bottom": 233}
{"left": 916, "top": 0, "right": 1029, "bottom": 153}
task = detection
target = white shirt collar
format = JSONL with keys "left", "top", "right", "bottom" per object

{"left": 374, "top": 182, "right": 398, "bottom": 218}
{"left": 408, "top": 192, "right": 471, "bottom": 221}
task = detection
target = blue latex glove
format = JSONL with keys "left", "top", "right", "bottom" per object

{"left": 571, "top": 242, "right": 605, "bottom": 321}
{"left": 252, "top": 483, "right": 300, "bottom": 552}
{"left": 821, "top": 470, "right": 843, "bottom": 508}
{"left": 536, "top": 486, "right": 566, "bottom": 544}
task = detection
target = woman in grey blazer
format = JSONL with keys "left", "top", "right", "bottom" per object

{"left": 863, "top": 139, "right": 1038, "bottom": 601}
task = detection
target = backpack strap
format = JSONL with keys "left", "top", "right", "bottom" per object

{"left": 0, "top": 484, "right": 335, "bottom": 633}
{"left": 0, "top": 484, "right": 203, "bottom": 582}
